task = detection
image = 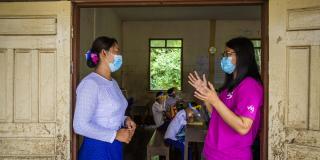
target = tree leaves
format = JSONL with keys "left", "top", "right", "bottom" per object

{"left": 150, "top": 48, "right": 181, "bottom": 90}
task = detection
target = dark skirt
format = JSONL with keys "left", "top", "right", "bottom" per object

{"left": 78, "top": 137, "right": 123, "bottom": 160}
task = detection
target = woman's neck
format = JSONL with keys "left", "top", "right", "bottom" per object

{"left": 233, "top": 71, "right": 237, "bottom": 80}
{"left": 95, "top": 64, "right": 112, "bottom": 81}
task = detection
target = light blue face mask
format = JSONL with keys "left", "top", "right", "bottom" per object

{"left": 108, "top": 54, "right": 122, "bottom": 72}
{"left": 220, "top": 57, "right": 235, "bottom": 74}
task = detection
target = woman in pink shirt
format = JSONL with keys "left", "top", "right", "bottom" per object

{"left": 188, "top": 37, "right": 263, "bottom": 160}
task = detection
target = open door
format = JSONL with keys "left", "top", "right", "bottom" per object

{"left": 269, "top": 0, "right": 320, "bottom": 159}
{"left": 0, "top": 2, "right": 71, "bottom": 159}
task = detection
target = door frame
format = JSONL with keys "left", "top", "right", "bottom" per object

{"left": 71, "top": 1, "right": 269, "bottom": 160}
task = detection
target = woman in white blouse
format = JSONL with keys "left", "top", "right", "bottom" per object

{"left": 73, "top": 36, "right": 136, "bottom": 160}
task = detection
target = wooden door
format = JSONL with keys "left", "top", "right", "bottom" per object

{"left": 0, "top": 2, "right": 71, "bottom": 159}
{"left": 269, "top": 0, "right": 320, "bottom": 159}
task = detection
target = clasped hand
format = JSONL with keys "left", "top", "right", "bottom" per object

{"left": 188, "top": 71, "right": 220, "bottom": 106}
{"left": 116, "top": 117, "right": 136, "bottom": 144}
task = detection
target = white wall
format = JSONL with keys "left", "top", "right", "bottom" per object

{"left": 214, "top": 20, "right": 261, "bottom": 87}
{"left": 122, "top": 20, "right": 211, "bottom": 106}
{"left": 79, "top": 8, "right": 122, "bottom": 80}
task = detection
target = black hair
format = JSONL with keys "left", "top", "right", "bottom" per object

{"left": 167, "top": 87, "right": 176, "bottom": 97}
{"left": 86, "top": 36, "right": 118, "bottom": 68}
{"left": 220, "top": 37, "right": 262, "bottom": 92}
{"left": 155, "top": 91, "right": 163, "bottom": 98}
{"left": 189, "top": 101, "right": 197, "bottom": 107}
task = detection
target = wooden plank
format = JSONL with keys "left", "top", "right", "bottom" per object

{"left": 286, "top": 46, "right": 310, "bottom": 129}
{"left": 0, "top": 156, "right": 54, "bottom": 160}
{"left": 260, "top": 2, "right": 269, "bottom": 160}
{"left": 286, "top": 144, "right": 320, "bottom": 160}
{"left": 0, "top": 18, "right": 57, "bottom": 35}
{"left": 309, "top": 45, "right": 320, "bottom": 130}
{"left": 0, "top": 49, "right": 14, "bottom": 122}
{"left": 39, "top": 50, "right": 56, "bottom": 122}
{"left": 0, "top": 138, "right": 55, "bottom": 155}
{"left": 0, "top": 123, "right": 56, "bottom": 138}
{"left": 55, "top": 2, "right": 72, "bottom": 160}
{"left": 287, "top": 7, "right": 320, "bottom": 31}
{"left": 14, "top": 49, "right": 33, "bottom": 122}
{"left": 72, "top": 0, "right": 263, "bottom": 7}
{"left": 0, "top": 36, "right": 56, "bottom": 49}
{"left": 0, "top": 2, "right": 70, "bottom": 15}
{"left": 0, "top": 50, "right": 7, "bottom": 121}
{"left": 285, "top": 128, "right": 320, "bottom": 148}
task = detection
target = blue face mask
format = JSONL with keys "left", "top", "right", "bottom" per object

{"left": 109, "top": 54, "right": 122, "bottom": 72}
{"left": 220, "top": 57, "right": 235, "bottom": 74}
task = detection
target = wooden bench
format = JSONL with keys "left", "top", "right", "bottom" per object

{"left": 147, "top": 130, "right": 169, "bottom": 160}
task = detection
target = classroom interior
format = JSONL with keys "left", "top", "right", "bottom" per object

{"left": 78, "top": 5, "right": 261, "bottom": 160}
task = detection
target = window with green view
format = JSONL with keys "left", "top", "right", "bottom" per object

{"left": 251, "top": 39, "right": 261, "bottom": 71}
{"left": 149, "top": 39, "right": 182, "bottom": 91}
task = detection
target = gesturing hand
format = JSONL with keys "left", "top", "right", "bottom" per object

{"left": 194, "top": 81, "right": 220, "bottom": 106}
{"left": 188, "top": 71, "right": 207, "bottom": 93}
{"left": 188, "top": 71, "right": 220, "bottom": 106}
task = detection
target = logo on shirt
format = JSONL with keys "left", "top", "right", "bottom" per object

{"left": 247, "top": 105, "right": 255, "bottom": 113}
{"left": 226, "top": 92, "right": 234, "bottom": 99}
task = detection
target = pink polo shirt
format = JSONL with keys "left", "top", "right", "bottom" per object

{"left": 203, "top": 77, "right": 263, "bottom": 160}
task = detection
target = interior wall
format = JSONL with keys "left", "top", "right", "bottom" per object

{"left": 79, "top": 8, "right": 94, "bottom": 80}
{"left": 79, "top": 9, "right": 261, "bottom": 108}
{"left": 79, "top": 8, "right": 122, "bottom": 81}
{"left": 214, "top": 20, "right": 261, "bottom": 87}
{"left": 122, "top": 20, "right": 211, "bottom": 106}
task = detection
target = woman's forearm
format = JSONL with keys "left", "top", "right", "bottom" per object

{"left": 210, "top": 100, "right": 252, "bottom": 135}
{"left": 204, "top": 101, "right": 212, "bottom": 114}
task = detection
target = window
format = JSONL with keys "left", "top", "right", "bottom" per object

{"left": 149, "top": 39, "right": 182, "bottom": 91}
{"left": 251, "top": 39, "right": 261, "bottom": 71}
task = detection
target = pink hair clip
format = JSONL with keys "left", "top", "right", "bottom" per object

{"left": 91, "top": 53, "right": 99, "bottom": 65}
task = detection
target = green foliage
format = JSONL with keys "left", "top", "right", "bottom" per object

{"left": 150, "top": 40, "right": 165, "bottom": 47}
{"left": 254, "top": 48, "right": 261, "bottom": 71}
{"left": 167, "top": 40, "right": 182, "bottom": 47}
{"left": 150, "top": 47, "right": 181, "bottom": 90}
{"left": 251, "top": 40, "right": 261, "bottom": 48}
{"left": 251, "top": 39, "right": 261, "bottom": 71}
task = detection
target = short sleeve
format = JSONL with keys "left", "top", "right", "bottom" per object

{"left": 234, "top": 79, "right": 263, "bottom": 120}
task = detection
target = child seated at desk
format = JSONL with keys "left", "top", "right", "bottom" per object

{"left": 164, "top": 105, "right": 196, "bottom": 160}
{"left": 152, "top": 91, "right": 170, "bottom": 131}
{"left": 165, "top": 87, "right": 178, "bottom": 111}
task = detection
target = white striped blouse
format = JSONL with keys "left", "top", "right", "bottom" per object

{"left": 73, "top": 72, "right": 128, "bottom": 143}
